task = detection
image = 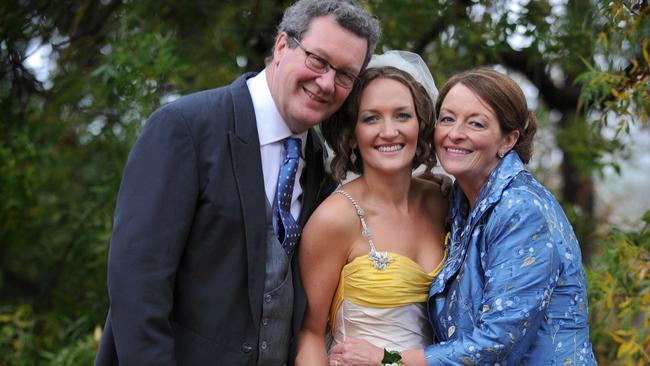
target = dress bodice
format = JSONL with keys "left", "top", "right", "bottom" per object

{"left": 329, "top": 190, "right": 445, "bottom": 351}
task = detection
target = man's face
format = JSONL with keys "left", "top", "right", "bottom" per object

{"left": 267, "top": 16, "right": 368, "bottom": 134}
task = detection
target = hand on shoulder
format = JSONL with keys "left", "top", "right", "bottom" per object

{"left": 412, "top": 174, "right": 450, "bottom": 220}
{"left": 414, "top": 171, "right": 453, "bottom": 198}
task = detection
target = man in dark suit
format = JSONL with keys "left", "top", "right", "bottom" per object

{"left": 94, "top": 1, "right": 380, "bottom": 364}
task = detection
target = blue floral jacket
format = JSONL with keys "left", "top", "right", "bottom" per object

{"left": 425, "top": 152, "right": 597, "bottom": 365}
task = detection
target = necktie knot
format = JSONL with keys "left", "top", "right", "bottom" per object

{"left": 284, "top": 137, "right": 301, "bottom": 160}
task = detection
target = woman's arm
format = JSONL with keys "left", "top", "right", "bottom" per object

{"left": 296, "top": 195, "right": 357, "bottom": 366}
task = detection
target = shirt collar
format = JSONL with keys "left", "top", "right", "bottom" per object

{"left": 247, "top": 69, "right": 308, "bottom": 153}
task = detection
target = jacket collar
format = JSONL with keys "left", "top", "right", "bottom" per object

{"left": 430, "top": 151, "right": 525, "bottom": 296}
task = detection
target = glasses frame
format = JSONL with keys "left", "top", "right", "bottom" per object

{"left": 290, "top": 36, "right": 358, "bottom": 89}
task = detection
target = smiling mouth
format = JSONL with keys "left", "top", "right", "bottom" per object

{"left": 303, "top": 87, "right": 327, "bottom": 103}
{"left": 377, "top": 144, "right": 404, "bottom": 152}
{"left": 446, "top": 147, "right": 471, "bottom": 154}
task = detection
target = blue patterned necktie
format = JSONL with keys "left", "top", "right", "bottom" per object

{"left": 275, "top": 137, "right": 302, "bottom": 256}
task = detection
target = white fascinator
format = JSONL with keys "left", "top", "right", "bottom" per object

{"left": 367, "top": 50, "right": 438, "bottom": 104}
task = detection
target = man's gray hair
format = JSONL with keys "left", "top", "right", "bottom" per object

{"left": 273, "top": 0, "right": 381, "bottom": 70}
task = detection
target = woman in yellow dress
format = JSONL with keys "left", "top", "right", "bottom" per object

{"left": 295, "top": 51, "right": 447, "bottom": 366}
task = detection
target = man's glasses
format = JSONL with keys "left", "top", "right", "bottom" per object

{"left": 291, "top": 37, "right": 358, "bottom": 89}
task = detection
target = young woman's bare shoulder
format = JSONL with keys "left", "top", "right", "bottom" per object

{"left": 302, "top": 190, "right": 360, "bottom": 244}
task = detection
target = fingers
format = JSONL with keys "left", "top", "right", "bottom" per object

{"left": 439, "top": 174, "right": 453, "bottom": 195}
{"left": 330, "top": 344, "right": 343, "bottom": 366}
{"left": 417, "top": 170, "right": 441, "bottom": 183}
{"left": 329, "top": 351, "right": 343, "bottom": 366}
{"left": 330, "top": 342, "right": 344, "bottom": 354}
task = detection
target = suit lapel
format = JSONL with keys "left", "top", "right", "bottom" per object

{"left": 228, "top": 73, "right": 266, "bottom": 328}
{"left": 227, "top": 74, "right": 332, "bottom": 338}
{"left": 297, "top": 129, "right": 325, "bottom": 226}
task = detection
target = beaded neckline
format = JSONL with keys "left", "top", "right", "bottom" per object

{"left": 335, "top": 189, "right": 395, "bottom": 271}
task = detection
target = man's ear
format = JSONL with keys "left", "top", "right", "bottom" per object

{"left": 272, "top": 32, "right": 289, "bottom": 65}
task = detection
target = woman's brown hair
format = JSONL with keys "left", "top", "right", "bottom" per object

{"left": 434, "top": 68, "right": 537, "bottom": 163}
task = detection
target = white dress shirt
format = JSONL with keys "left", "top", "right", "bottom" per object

{"left": 247, "top": 70, "right": 307, "bottom": 220}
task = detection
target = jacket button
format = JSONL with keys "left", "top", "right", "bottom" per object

{"left": 241, "top": 343, "right": 252, "bottom": 353}
{"left": 264, "top": 294, "right": 272, "bottom": 303}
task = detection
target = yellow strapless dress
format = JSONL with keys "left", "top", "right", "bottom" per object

{"left": 329, "top": 190, "right": 446, "bottom": 351}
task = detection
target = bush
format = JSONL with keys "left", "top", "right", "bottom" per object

{"left": 587, "top": 210, "right": 650, "bottom": 365}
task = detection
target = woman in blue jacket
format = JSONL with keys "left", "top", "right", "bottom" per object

{"left": 330, "top": 69, "right": 597, "bottom": 365}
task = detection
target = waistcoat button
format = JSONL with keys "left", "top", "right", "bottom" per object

{"left": 241, "top": 343, "right": 252, "bottom": 353}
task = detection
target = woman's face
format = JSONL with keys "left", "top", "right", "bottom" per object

{"left": 353, "top": 77, "right": 420, "bottom": 176}
{"left": 434, "top": 83, "right": 518, "bottom": 191}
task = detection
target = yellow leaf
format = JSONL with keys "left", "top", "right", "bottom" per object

{"left": 619, "top": 298, "right": 633, "bottom": 309}
{"left": 460, "top": 357, "right": 474, "bottom": 366}
{"left": 598, "top": 32, "right": 609, "bottom": 48}
{"left": 642, "top": 291, "right": 650, "bottom": 302}
{"left": 643, "top": 39, "right": 650, "bottom": 66}
{"left": 522, "top": 256, "right": 536, "bottom": 267}
{"left": 609, "top": 331, "right": 625, "bottom": 343}
{"left": 607, "top": 293, "right": 614, "bottom": 309}
{"left": 617, "top": 341, "right": 634, "bottom": 358}
{"left": 614, "top": 329, "right": 633, "bottom": 336}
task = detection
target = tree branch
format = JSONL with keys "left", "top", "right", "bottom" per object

{"left": 412, "top": 0, "right": 473, "bottom": 55}
{"left": 498, "top": 49, "right": 581, "bottom": 114}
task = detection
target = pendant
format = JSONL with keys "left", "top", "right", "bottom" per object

{"left": 368, "top": 250, "right": 395, "bottom": 271}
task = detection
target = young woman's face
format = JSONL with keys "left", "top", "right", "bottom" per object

{"left": 434, "top": 83, "right": 517, "bottom": 189}
{"left": 353, "top": 77, "right": 420, "bottom": 176}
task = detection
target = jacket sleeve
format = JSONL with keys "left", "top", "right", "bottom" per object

{"left": 107, "top": 105, "right": 199, "bottom": 365}
{"left": 424, "top": 189, "right": 561, "bottom": 365}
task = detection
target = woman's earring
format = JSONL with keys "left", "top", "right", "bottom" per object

{"left": 350, "top": 149, "right": 357, "bottom": 164}
{"left": 497, "top": 151, "right": 505, "bottom": 159}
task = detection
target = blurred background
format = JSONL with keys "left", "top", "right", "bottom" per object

{"left": 1, "top": 0, "right": 648, "bottom": 364}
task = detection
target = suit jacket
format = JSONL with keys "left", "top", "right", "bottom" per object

{"left": 95, "top": 73, "right": 333, "bottom": 365}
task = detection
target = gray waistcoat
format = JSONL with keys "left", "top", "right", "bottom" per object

{"left": 257, "top": 199, "right": 294, "bottom": 366}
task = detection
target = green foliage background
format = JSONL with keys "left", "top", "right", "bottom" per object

{"left": 1, "top": 0, "right": 648, "bottom": 364}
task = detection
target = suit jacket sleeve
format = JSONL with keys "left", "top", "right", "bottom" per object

{"left": 107, "top": 104, "right": 199, "bottom": 365}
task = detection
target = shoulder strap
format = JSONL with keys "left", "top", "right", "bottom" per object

{"left": 334, "top": 189, "right": 378, "bottom": 253}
